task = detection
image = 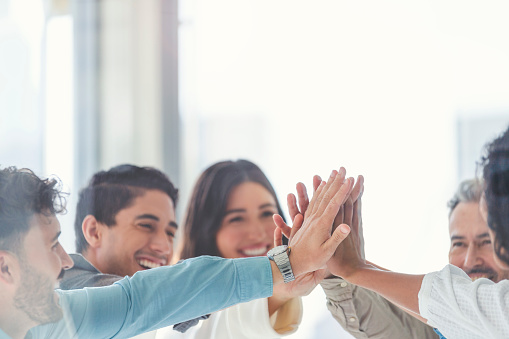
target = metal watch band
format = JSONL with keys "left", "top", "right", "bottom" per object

{"left": 273, "top": 251, "right": 295, "bottom": 283}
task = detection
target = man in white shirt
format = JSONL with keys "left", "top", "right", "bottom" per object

{"left": 312, "top": 127, "right": 509, "bottom": 339}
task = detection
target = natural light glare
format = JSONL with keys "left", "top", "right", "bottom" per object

{"left": 179, "top": 1, "right": 509, "bottom": 338}
{"left": 45, "top": 15, "right": 74, "bottom": 251}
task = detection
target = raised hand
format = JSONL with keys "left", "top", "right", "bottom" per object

{"left": 273, "top": 168, "right": 354, "bottom": 278}
{"left": 327, "top": 175, "right": 366, "bottom": 279}
{"left": 287, "top": 175, "right": 322, "bottom": 223}
{"left": 271, "top": 218, "right": 327, "bottom": 303}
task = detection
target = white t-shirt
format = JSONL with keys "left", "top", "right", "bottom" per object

{"left": 418, "top": 264, "right": 509, "bottom": 339}
{"left": 153, "top": 297, "right": 302, "bottom": 339}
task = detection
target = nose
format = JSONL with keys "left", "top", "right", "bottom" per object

{"left": 464, "top": 244, "right": 483, "bottom": 269}
{"left": 149, "top": 228, "right": 172, "bottom": 257}
{"left": 247, "top": 220, "right": 268, "bottom": 241}
{"left": 58, "top": 245, "right": 74, "bottom": 270}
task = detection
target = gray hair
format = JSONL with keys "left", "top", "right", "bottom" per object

{"left": 447, "top": 178, "right": 484, "bottom": 217}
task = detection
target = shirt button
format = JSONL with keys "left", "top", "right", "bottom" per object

{"left": 348, "top": 317, "right": 356, "bottom": 323}
{"left": 340, "top": 282, "right": 348, "bottom": 288}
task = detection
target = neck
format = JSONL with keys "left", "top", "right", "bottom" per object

{"left": 0, "top": 299, "right": 34, "bottom": 339}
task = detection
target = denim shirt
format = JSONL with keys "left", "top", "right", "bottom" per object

{"left": 0, "top": 256, "right": 272, "bottom": 339}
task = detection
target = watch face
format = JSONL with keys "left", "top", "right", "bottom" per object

{"left": 267, "top": 245, "right": 287, "bottom": 258}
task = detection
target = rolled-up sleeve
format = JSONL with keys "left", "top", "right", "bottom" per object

{"left": 322, "top": 277, "right": 437, "bottom": 339}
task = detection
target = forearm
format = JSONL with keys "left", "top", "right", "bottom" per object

{"left": 346, "top": 265, "right": 425, "bottom": 317}
{"left": 49, "top": 256, "right": 273, "bottom": 338}
{"left": 321, "top": 277, "right": 437, "bottom": 339}
{"left": 268, "top": 294, "right": 291, "bottom": 317}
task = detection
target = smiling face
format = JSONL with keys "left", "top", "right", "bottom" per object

{"left": 448, "top": 201, "right": 509, "bottom": 282}
{"left": 15, "top": 213, "right": 73, "bottom": 325}
{"left": 93, "top": 189, "right": 177, "bottom": 276}
{"left": 216, "top": 182, "right": 278, "bottom": 258}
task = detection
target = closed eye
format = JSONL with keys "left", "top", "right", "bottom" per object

{"left": 480, "top": 239, "right": 492, "bottom": 246}
{"left": 261, "top": 210, "right": 275, "bottom": 218}
{"left": 228, "top": 216, "right": 244, "bottom": 223}
{"left": 139, "top": 223, "right": 153, "bottom": 230}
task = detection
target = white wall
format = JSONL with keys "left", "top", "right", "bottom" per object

{"left": 179, "top": 1, "right": 509, "bottom": 337}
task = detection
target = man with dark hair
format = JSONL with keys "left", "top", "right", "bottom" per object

{"left": 61, "top": 164, "right": 179, "bottom": 289}
{"left": 0, "top": 165, "right": 354, "bottom": 339}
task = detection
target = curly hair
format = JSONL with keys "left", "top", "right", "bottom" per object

{"left": 179, "top": 159, "right": 285, "bottom": 260}
{"left": 74, "top": 164, "right": 178, "bottom": 253}
{"left": 481, "top": 126, "right": 509, "bottom": 265}
{"left": 0, "top": 167, "right": 66, "bottom": 253}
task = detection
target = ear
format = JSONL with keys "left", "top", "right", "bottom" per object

{"left": 82, "top": 215, "right": 104, "bottom": 249}
{"left": 0, "top": 251, "right": 20, "bottom": 285}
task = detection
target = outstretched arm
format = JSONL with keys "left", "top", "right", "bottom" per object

{"left": 267, "top": 168, "right": 355, "bottom": 319}
{"left": 285, "top": 176, "right": 438, "bottom": 338}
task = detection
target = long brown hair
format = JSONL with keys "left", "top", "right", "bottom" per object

{"left": 179, "top": 159, "right": 285, "bottom": 259}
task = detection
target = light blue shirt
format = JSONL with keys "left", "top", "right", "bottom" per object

{"left": 0, "top": 256, "right": 272, "bottom": 339}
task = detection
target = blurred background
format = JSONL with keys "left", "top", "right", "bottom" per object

{"left": 1, "top": 0, "right": 509, "bottom": 337}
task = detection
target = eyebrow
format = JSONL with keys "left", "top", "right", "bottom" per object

{"left": 135, "top": 214, "right": 178, "bottom": 228}
{"left": 451, "top": 233, "right": 490, "bottom": 241}
{"left": 224, "top": 209, "right": 246, "bottom": 216}
{"left": 224, "top": 203, "right": 278, "bottom": 216}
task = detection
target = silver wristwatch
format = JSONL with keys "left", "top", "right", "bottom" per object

{"left": 267, "top": 245, "right": 295, "bottom": 283}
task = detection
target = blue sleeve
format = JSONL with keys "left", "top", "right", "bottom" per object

{"left": 30, "top": 256, "right": 273, "bottom": 338}
{"left": 433, "top": 328, "right": 447, "bottom": 339}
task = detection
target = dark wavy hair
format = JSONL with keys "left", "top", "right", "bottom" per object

{"left": 481, "top": 126, "right": 509, "bottom": 265}
{"left": 74, "top": 164, "right": 178, "bottom": 253}
{"left": 180, "top": 159, "right": 285, "bottom": 259}
{"left": 0, "top": 167, "right": 66, "bottom": 254}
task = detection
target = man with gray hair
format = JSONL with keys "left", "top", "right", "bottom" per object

{"left": 289, "top": 177, "right": 509, "bottom": 338}
{"left": 447, "top": 178, "right": 509, "bottom": 283}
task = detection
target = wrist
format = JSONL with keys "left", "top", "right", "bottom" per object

{"left": 268, "top": 245, "right": 296, "bottom": 283}
{"left": 270, "top": 260, "right": 284, "bottom": 286}
{"left": 342, "top": 263, "right": 375, "bottom": 284}
{"left": 271, "top": 283, "right": 294, "bottom": 303}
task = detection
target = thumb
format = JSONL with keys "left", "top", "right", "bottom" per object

{"left": 323, "top": 223, "right": 351, "bottom": 254}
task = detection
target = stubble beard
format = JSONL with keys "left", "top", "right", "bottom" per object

{"left": 13, "top": 262, "right": 63, "bottom": 325}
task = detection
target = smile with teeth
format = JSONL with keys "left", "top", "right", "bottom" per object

{"left": 137, "top": 259, "right": 163, "bottom": 269}
{"left": 240, "top": 246, "right": 269, "bottom": 257}
{"left": 470, "top": 275, "right": 492, "bottom": 281}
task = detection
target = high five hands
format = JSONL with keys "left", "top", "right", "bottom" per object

{"left": 272, "top": 168, "right": 356, "bottom": 280}
{"left": 275, "top": 167, "right": 366, "bottom": 282}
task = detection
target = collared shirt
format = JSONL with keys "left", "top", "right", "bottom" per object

{"left": 419, "top": 264, "right": 509, "bottom": 339}
{"left": 321, "top": 277, "right": 438, "bottom": 339}
{"left": 0, "top": 256, "right": 272, "bottom": 339}
{"left": 59, "top": 253, "right": 124, "bottom": 290}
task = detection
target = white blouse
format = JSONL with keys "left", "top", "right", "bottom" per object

{"left": 152, "top": 297, "right": 302, "bottom": 339}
